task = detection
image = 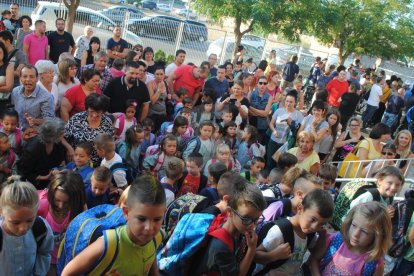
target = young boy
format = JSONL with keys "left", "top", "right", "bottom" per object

{"left": 161, "top": 156, "right": 184, "bottom": 206}
{"left": 317, "top": 163, "right": 338, "bottom": 200}
{"left": 65, "top": 142, "right": 94, "bottom": 187}
{"left": 220, "top": 108, "right": 233, "bottom": 128}
{"left": 241, "top": 156, "right": 265, "bottom": 184}
{"left": 254, "top": 189, "right": 334, "bottom": 275}
{"left": 268, "top": 152, "right": 298, "bottom": 184}
{"left": 95, "top": 133, "right": 127, "bottom": 189}
{"left": 61, "top": 174, "right": 166, "bottom": 275}
{"left": 173, "top": 87, "right": 188, "bottom": 118}
{"left": 177, "top": 152, "right": 207, "bottom": 197}
{"left": 199, "top": 162, "right": 227, "bottom": 203}
{"left": 85, "top": 166, "right": 112, "bottom": 209}
{"left": 0, "top": 132, "right": 16, "bottom": 183}
{"left": 262, "top": 173, "right": 321, "bottom": 221}
{"left": 193, "top": 178, "right": 267, "bottom": 275}
{"left": 233, "top": 61, "right": 243, "bottom": 80}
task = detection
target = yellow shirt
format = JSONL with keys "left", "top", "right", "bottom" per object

{"left": 357, "top": 138, "right": 381, "bottom": 160}
{"left": 288, "top": 147, "right": 320, "bottom": 172}
{"left": 380, "top": 86, "right": 392, "bottom": 103}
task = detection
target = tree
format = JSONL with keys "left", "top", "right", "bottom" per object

{"left": 312, "top": 0, "right": 414, "bottom": 64}
{"left": 193, "top": 0, "right": 321, "bottom": 56}
{"left": 63, "top": 0, "right": 80, "bottom": 34}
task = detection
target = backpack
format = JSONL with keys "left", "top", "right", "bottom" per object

{"left": 0, "top": 216, "right": 47, "bottom": 252}
{"left": 180, "top": 136, "right": 201, "bottom": 157}
{"left": 211, "top": 158, "right": 233, "bottom": 170}
{"left": 331, "top": 179, "right": 381, "bottom": 230}
{"left": 162, "top": 193, "right": 212, "bottom": 238}
{"left": 160, "top": 121, "right": 173, "bottom": 136}
{"left": 248, "top": 142, "right": 266, "bottom": 159}
{"left": 259, "top": 184, "right": 283, "bottom": 201}
{"left": 263, "top": 198, "right": 293, "bottom": 220}
{"left": 57, "top": 204, "right": 126, "bottom": 275}
{"left": 158, "top": 213, "right": 228, "bottom": 275}
{"left": 319, "top": 232, "right": 377, "bottom": 276}
{"left": 114, "top": 113, "right": 137, "bottom": 137}
{"left": 109, "top": 161, "right": 138, "bottom": 185}
{"left": 388, "top": 198, "right": 414, "bottom": 258}
{"left": 253, "top": 218, "right": 316, "bottom": 276}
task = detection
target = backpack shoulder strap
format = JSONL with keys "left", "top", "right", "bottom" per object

{"left": 162, "top": 183, "right": 175, "bottom": 194}
{"left": 320, "top": 232, "right": 343, "bottom": 272}
{"left": 89, "top": 229, "right": 120, "bottom": 275}
{"left": 193, "top": 137, "right": 201, "bottom": 154}
{"left": 367, "top": 188, "right": 381, "bottom": 202}
{"left": 280, "top": 198, "right": 292, "bottom": 217}
{"left": 7, "top": 149, "right": 16, "bottom": 169}
{"left": 245, "top": 171, "right": 251, "bottom": 182}
{"left": 199, "top": 175, "right": 208, "bottom": 192}
{"left": 116, "top": 114, "right": 125, "bottom": 136}
{"left": 152, "top": 231, "right": 164, "bottom": 251}
{"left": 208, "top": 227, "right": 234, "bottom": 251}
{"left": 153, "top": 152, "right": 165, "bottom": 173}
{"left": 363, "top": 260, "right": 378, "bottom": 276}
{"left": 15, "top": 128, "right": 22, "bottom": 149}
{"left": 32, "top": 216, "right": 48, "bottom": 252}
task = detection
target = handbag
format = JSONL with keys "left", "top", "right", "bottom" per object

{"left": 338, "top": 139, "right": 366, "bottom": 178}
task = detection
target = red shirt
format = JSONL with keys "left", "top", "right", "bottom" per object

{"left": 173, "top": 65, "right": 204, "bottom": 98}
{"left": 176, "top": 174, "right": 201, "bottom": 197}
{"left": 326, "top": 79, "right": 349, "bottom": 107}
{"left": 64, "top": 84, "right": 101, "bottom": 117}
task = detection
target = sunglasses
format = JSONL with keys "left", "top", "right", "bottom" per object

{"left": 381, "top": 151, "right": 395, "bottom": 156}
{"left": 258, "top": 82, "right": 267, "bottom": 85}
{"left": 231, "top": 207, "right": 264, "bottom": 226}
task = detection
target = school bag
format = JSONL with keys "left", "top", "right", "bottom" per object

{"left": 331, "top": 179, "right": 381, "bottom": 230}
{"left": 144, "top": 145, "right": 167, "bottom": 175}
{"left": 211, "top": 158, "right": 234, "bottom": 170}
{"left": 253, "top": 217, "right": 316, "bottom": 276}
{"left": 109, "top": 161, "right": 138, "bottom": 185}
{"left": 319, "top": 232, "right": 377, "bottom": 276}
{"left": 162, "top": 193, "right": 212, "bottom": 239}
{"left": 388, "top": 198, "right": 414, "bottom": 258}
{"left": 57, "top": 204, "right": 126, "bottom": 275}
{"left": 259, "top": 183, "right": 284, "bottom": 202}
{"left": 114, "top": 113, "right": 137, "bottom": 137}
{"left": 179, "top": 136, "right": 201, "bottom": 157}
{"left": 158, "top": 213, "right": 228, "bottom": 275}
{"left": 0, "top": 216, "right": 47, "bottom": 252}
{"left": 263, "top": 198, "right": 293, "bottom": 220}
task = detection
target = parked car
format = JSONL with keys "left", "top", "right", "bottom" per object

{"left": 207, "top": 37, "right": 263, "bottom": 63}
{"left": 100, "top": 6, "right": 144, "bottom": 25}
{"left": 157, "top": 3, "right": 172, "bottom": 13}
{"left": 31, "top": 1, "right": 143, "bottom": 49}
{"left": 140, "top": 0, "right": 157, "bottom": 10}
{"left": 175, "top": 8, "right": 197, "bottom": 19}
{"left": 128, "top": 16, "right": 208, "bottom": 42}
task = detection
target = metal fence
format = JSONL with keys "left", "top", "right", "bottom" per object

{"left": 3, "top": 0, "right": 414, "bottom": 81}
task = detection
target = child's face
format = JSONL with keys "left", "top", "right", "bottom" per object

{"left": 327, "top": 114, "right": 338, "bottom": 127}
{"left": 217, "top": 151, "right": 230, "bottom": 163}
{"left": 251, "top": 161, "right": 265, "bottom": 176}
{"left": 91, "top": 176, "right": 110, "bottom": 196}
{"left": 1, "top": 115, "right": 18, "bottom": 134}
{"left": 0, "top": 207, "right": 37, "bottom": 237}
{"left": 377, "top": 175, "right": 402, "bottom": 198}
{"left": 320, "top": 178, "right": 334, "bottom": 191}
{"left": 348, "top": 213, "right": 375, "bottom": 251}
{"left": 184, "top": 103, "right": 193, "bottom": 109}
{"left": 177, "top": 125, "right": 188, "bottom": 135}
{"left": 135, "top": 131, "right": 144, "bottom": 144}
{"left": 242, "top": 128, "right": 250, "bottom": 140}
{"left": 297, "top": 205, "right": 329, "bottom": 234}
{"left": 186, "top": 160, "right": 201, "bottom": 176}
{"left": 0, "top": 137, "right": 10, "bottom": 152}
{"left": 381, "top": 148, "right": 397, "bottom": 160}
{"left": 200, "top": 126, "right": 213, "bottom": 140}
{"left": 126, "top": 107, "right": 136, "bottom": 119}
{"left": 227, "top": 126, "right": 237, "bottom": 137}
{"left": 221, "top": 112, "right": 232, "bottom": 123}
{"left": 230, "top": 203, "right": 263, "bottom": 233}
{"left": 312, "top": 108, "right": 324, "bottom": 118}
{"left": 204, "top": 103, "right": 213, "bottom": 113}
{"left": 3, "top": 14, "right": 10, "bottom": 20}
{"left": 213, "top": 128, "right": 220, "bottom": 139}
{"left": 74, "top": 147, "right": 90, "bottom": 167}
{"left": 53, "top": 189, "right": 70, "bottom": 214}
{"left": 95, "top": 146, "right": 105, "bottom": 158}
{"left": 235, "top": 64, "right": 242, "bottom": 71}
{"left": 164, "top": 141, "right": 177, "bottom": 156}
{"left": 123, "top": 202, "right": 166, "bottom": 246}
{"left": 182, "top": 112, "right": 192, "bottom": 122}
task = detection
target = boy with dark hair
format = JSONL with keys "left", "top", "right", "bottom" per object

{"left": 85, "top": 166, "right": 112, "bottom": 208}
{"left": 199, "top": 162, "right": 227, "bottom": 203}
{"left": 177, "top": 152, "right": 207, "bottom": 197}
{"left": 161, "top": 156, "right": 185, "bottom": 206}
{"left": 241, "top": 156, "right": 265, "bottom": 184}
{"left": 269, "top": 152, "right": 298, "bottom": 184}
{"left": 317, "top": 164, "right": 338, "bottom": 200}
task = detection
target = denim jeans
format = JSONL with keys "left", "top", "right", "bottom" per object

{"left": 362, "top": 104, "right": 378, "bottom": 125}
{"left": 381, "top": 112, "right": 399, "bottom": 128}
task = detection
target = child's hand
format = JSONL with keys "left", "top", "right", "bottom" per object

{"left": 272, "top": 242, "right": 292, "bottom": 261}
{"left": 245, "top": 229, "right": 258, "bottom": 249}
{"left": 387, "top": 205, "right": 395, "bottom": 218}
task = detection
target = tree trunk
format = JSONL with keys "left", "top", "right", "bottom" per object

{"left": 63, "top": 0, "right": 80, "bottom": 34}
{"left": 233, "top": 16, "right": 242, "bottom": 57}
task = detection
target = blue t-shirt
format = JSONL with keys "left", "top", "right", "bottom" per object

{"left": 106, "top": 38, "right": 128, "bottom": 65}
{"left": 86, "top": 185, "right": 110, "bottom": 209}
{"left": 283, "top": 62, "right": 299, "bottom": 82}
{"left": 204, "top": 77, "right": 229, "bottom": 98}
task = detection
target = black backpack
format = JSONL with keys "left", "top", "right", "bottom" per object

{"left": 109, "top": 161, "right": 138, "bottom": 185}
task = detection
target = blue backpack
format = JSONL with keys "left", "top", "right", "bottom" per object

{"left": 157, "top": 213, "right": 228, "bottom": 276}
{"left": 319, "top": 232, "right": 377, "bottom": 276}
{"left": 57, "top": 204, "right": 126, "bottom": 275}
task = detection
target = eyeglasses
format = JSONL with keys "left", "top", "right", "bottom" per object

{"left": 231, "top": 207, "right": 264, "bottom": 226}
{"left": 381, "top": 151, "right": 395, "bottom": 156}
{"left": 258, "top": 82, "right": 268, "bottom": 85}
{"left": 350, "top": 124, "right": 360, "bottom": 127}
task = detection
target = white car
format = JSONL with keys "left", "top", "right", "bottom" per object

{"left": 207, "top": 37, "right": 264, "bottom": 63}
{"left": 31, "top": 1, "right": 143, "bottom": 48}
{"left": 175, "top": 8, "right": 197, "bottom": 19}
{"left": 158, "top": 4, "right": 172, "bottom": 13}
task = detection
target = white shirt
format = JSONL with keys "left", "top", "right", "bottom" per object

{"left": 165, "top": 62, "right": 178, "bottom": 76}
{"left": 101, "top": 152, "right": 127, "bottom": 188}
{"left": 114, "top": 118, "right": 134, "bottom": 142}
{"left": 367, "top": 83, "right": 383, "bottom": 107}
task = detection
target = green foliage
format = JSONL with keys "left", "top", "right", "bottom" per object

{"left": 154, "top": 49, "right": 175, "bottom": 65}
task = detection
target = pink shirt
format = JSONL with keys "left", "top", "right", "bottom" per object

{"left": 24, "top": 32, "right": 48, "bottom": 65}
{"left": 173, "top": 64, "right": 204, "bottom": 98}
{"left": 38, "top": 190, "right": 71, "bottom": 264}
{"left": 322, "top": 234, "right": 383, "bottom": 276}
{"left": 109, "top": 67, "right": 125, "bottom": 78}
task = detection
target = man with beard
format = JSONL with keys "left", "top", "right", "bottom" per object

{"left": 104, "top": 61, "right": 150, "bottom": 122}
{"left": 11, "top": 65, "right": 55, "bottom": 129}
{"left": 23, "top": 20, "right": 48, "bottom": 65}
{"left": 47, "top": 18, "right": 76, "bottom": 63}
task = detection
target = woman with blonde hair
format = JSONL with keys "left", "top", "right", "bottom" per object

{"left": 287, "top": 130, "right": 320, "bottom": 175}
{"left": 74, "top": 26, "right": 94, "bottom": 67}
{"left": 55, "top": 58, "right": 80, "bottom": 106}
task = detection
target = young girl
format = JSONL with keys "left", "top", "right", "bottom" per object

{"left": 237, "top": 125, "right": 265, "bottom": 172}
{"left": 182, "top": 121, "right": 215, "bottom": 167}
{"left": 312, "top": 201, "right": 392, "bottom": 276}
{"left": 114, "top": 100, "right": 138, "bottom": 144}
{"left": 65, "top": 142, "right": 94, "bottom": 187}
{"left": 221, "top": 121, "right": 238, "bottom": 157}
{"left": 143, "top": 134, "right": 178, "bottom": 180}
{"left": 140, "top": 118, "right": 156, "bottom": 159}
{"left": 193, "top": 97, "right": 215, "bottom": 129}
{"left": 118, "top": 125, "right": 145, "bottom": 172}
{"left": 0, "top": 108, "right": 22, "bottom": 155}
{"left": 0, "top": 176, "right": 54, "bottom": 275}
{"left": 203, "top": 143, "right": 241, "bottom": 177}
{"left": 38, "top": 170, "right": 86, "bottom": 275}
{"left": 157, "top": 115, "right": 189, "bottom": 144}
{"left": 0, "top": 133, "right": 16, "bottom": 183}
{"left": 318, "top": 109, "right": 340, "bottom": 163}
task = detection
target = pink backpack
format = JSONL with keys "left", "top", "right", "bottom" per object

{"left": 114, "top": 113, "right": 137, "bottom": 137}
{"left": 145, "top": 145, "right": 165, "bottom": 175}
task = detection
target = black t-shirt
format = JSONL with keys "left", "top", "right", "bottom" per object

{"left": 103, "top": 76, "right": 151, "bottom": 121}
{"left": 9, "top": 17, "right": 20, "bottom": 32}
{"left": 47, "top": 31, "right": 75, "bottom": 63}
{"left": 339, "top": 92, "right": 360, "bottom": 116}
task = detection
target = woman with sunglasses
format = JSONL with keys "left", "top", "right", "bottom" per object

{"left": 248, "top": 75, "right": 273, "bottom": 144}
{"left": 132, "top": 44, "right": 143, "bottom": 59}
{"left": 361, "top": 142, "right": 399, "bottom": 177}
{"left": 332, "top": 117, "right": 364, "bottom": 163}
